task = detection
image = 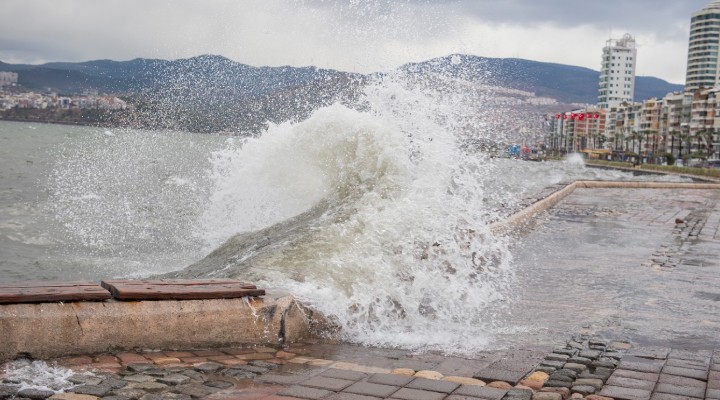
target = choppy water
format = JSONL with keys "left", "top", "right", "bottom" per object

{"left": 0, "top": 76, "right": 694, "bottom": 353}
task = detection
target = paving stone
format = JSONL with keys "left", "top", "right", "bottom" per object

{"left": 69, "top": 384, "right": 112, "bottom": 397}
{"left": 68, "top": 375, "right": 103, "bottom": 386}
{"left": 157, "top": 374, "right": 191, "bottom": 386}
{"left": 473, "top": 369, "right": 527, "bottom": 385}
{"left": 125, "top": 364, "right": 155, "bottom": 373}
{"left": 618, "top": 357, "right": 664, "bottom": 374}
{"left": 17, "top": 389, "right": 55, "bottom": 399}
{"left": 325, "top": 393, "right": 383, "bottom": 400}
{"left": 534, "top": 366, "right": 557, "bottom": 375}
{"left": 592, "top": 360, "right": 617, "bottom": 369}
{"left": 300, "top": 376, "right": 355, "bottom": 391}
{"left": 627, "top": 347, "right": 669, "bottom": 360}
{"left": 367, "top": 374, "right": 414, "bottom": 387}
{"left": 192, "top": 363, "right": 223, "bottom": 373}
{"left": 599, "top": 385, "right": 652, "bottom": 400}
{"left": 611, "top": 369, "right": 659, "bottom": 382}
{"left": 562, "top": 363, "right": 586, "bottom": 373}
{"left": 657, "top": 373, "right": 705, "bottom": 387}
{"left": 552, "top": 349, "right": 577, "bottom": 357}
{"left": 531, "top": 393, "right": 562, "bottom": 400}
{"left": 571, "top": 385, "right": 596, "bottom": 395}
{"left": 668, "top": 349, "right": 712, "bottom": 361}
{"left": 543, "top": 380, "right": 572, "bottom": 389}
{"left": 50, "top": 394, "right": 103, "bottom": 400}
{"left": 606, "top": 375, "right": 656, "bottom": 391}
{"left": 548, "top": 372, "right": 573, "bottom": 382}
{"left": 221, "top": 369, "right": 256, "bottom": 379}
{"left": 279, "top": 385, "right": 333, "bottom": 399}
{"left": 662, "top": 365, "right": 708, "bottom": 381}
{"left": 539, "top": 361, "right": 566, "bottom": 370}
{"left": 130, "top": 382, "right": 168, "bottom": 393}
{"left": 235, "top": 365, "right": 270, "bottom": 374}
{"left": 203, "top": 380, "right": 234, "bottom": 389}
{"left": 649, "top": 393, "right": 702, "bottom": 400}
{"left": 389, "top": 387, "right": 445, "bottom": 400}
{"left": 544, "top": 354, "right": 570, "bottom": 362}
{"left": 453, "top": 384, "right": 507, "bottom": 400}
{"left": 257, "top": 372, "right": 309, "bottom": 385}
{"left": 654, "top": 382, "right": 705, "bottom": 398}
{"left": 112, "top": 388, "right": 147, "bottom": 399}
{"left": 171, "top": 383, "right": 217, "bottom": 398}
{"left": 574, "top": 378, "right": 603, "bottom": 389}
{"left": 101, "top": 377, "right": 128, "bottom": 390}
{"left": 406, "top": 378, "right": 459, "bottom": 393}
{"left": 123, "top": 375, "right": 155, "bottom": 383}
{"left": 579, "top": 350, "right": 602, "bottom": 360}
{"left": 322, "top": 369, "right": 368, "bottom": 381}
{"left": 248, "top": 360, "right": 280, "bottom": 369}
{"left": 665, "top": 358, "right": 709, "bottom": 370}
{"left": 503, "top": 388, "right": 532, "bottom": 400}
{"left": 706, "top": 388, "right": 720, "bottom": 398}
{"left": 343, "top": 382, "right": 400, "bottom": 398}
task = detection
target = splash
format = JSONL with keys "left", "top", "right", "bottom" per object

{"left": 2, "top": 359, "right": 87, "bottom": 393}
{"left": 565, "top": 152, "right": 586, "bottom": 167}
{"left": 182, "top": 73, "right": 518, "bottom": 353}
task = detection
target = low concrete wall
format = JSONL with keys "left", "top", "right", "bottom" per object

{"left": 0, "top": 293, "right": 327, "bottom": 362}
{"left": 490, "top": 180, "right": 720, "bottom": 235}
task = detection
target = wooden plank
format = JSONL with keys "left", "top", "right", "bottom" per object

{"left": 101, "top": 279, "right": 265, "bottom": 301}
{"left": 0, "top": 281, "right": 103, "bottom": 289}
{"left": 0, "top": 284, "right": 112, "bottom": 304}
{"left": 100, "top": 279, "right": 256, "bottom": 290}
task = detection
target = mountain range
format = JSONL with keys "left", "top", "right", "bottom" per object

{"left": 0, "top": 54, "right": 683, "bottom": 104}
{"left": 0, "top": 54, "right": 683, "bottom": 133}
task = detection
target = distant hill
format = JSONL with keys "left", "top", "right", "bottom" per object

{"left": 401, "top": 54, "right": 683, "bottom": 104}
{"left": 1, "top": 54, "right": 683, "bottom": 104}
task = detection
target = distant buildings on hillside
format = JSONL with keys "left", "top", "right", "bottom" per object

{"left": 0, "top": 72, "right": 18, "bottom": 87}
{"left": 0, "top": 90, "right": 127, "bottom": 111}
{"left": 547, "top": 0, "right": 720, "bottom": 162}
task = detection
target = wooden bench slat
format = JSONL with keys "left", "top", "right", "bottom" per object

{"left": 104, "top": 283, "right": 265, "bottom": 300}
{"left": 0, "top": 281, "right": 102, "bottom": 289}
{"left": 0, "top": 286, "right": 112, "bottom": 303}
{"left": 100, "top": 279, "right": 256, "bottom": 289}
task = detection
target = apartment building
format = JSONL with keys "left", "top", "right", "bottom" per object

{"left": 685, "top": 1, "right": 720, "bottom": 91}
{"left": 598, "top": 34, "right": 637, "bottom": 109}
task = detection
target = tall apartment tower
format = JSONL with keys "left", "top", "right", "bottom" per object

{"left": 598, "top": 33, "right": 637, "bottom": 109}
{"left": 685, "top": 1, "right": 720, "bottom": 91}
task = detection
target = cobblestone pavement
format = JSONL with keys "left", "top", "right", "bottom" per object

{"left": 3, "top": 339, "right": 720, "bottom": 399}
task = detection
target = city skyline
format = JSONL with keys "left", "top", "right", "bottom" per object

{"left": 0, "top": 0, "right": 713, "bottom": 84}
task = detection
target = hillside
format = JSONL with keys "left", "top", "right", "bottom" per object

{"left": 401, "top": 54, "right": 683, "bottom": 104}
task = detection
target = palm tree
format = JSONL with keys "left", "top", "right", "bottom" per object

{"left": 669, "top": 131, "right": 679, "bottom": 158}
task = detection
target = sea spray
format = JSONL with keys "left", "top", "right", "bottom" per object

{"left": 185, "top": 74, "right": 518, "bottom": 353}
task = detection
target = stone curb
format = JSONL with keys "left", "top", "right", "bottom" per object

{"left": 490, "top": 180, "right": 720, "bottom": 235}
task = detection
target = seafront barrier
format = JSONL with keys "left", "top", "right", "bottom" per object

{"left": 0, "top": 286, "right": 328, "bottom": 363}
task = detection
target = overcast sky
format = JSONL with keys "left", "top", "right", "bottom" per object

{"left": 0, "top": 0, "right": 713, "bottom": 84}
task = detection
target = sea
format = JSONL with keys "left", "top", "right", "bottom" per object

{"left": 0, "top": 76, "right": 696, "bottom": 354}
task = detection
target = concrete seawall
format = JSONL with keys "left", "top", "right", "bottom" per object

{"left": 490, "top": 180, "right": 720, "bottom": 235}
{"left": 0, "top": 293, "right": 327, "bottom": 363}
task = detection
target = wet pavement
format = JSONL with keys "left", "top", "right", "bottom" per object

{"left": 3, "top": 184, "right": 720, "bottom": 399}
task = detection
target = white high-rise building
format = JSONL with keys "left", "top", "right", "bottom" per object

{"left": 685, "top": 1, "right": 720, "bottom": 91}
{"left": 598, "top": 33, "right": 637, "bottom": 109}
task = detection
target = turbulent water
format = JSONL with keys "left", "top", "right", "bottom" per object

{"left": 0, "top": 76, "right": 691, "bottom": 353}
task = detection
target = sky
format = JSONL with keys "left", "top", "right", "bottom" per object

{"left": 0, "top": 0, "right": 714, "bottom": 84}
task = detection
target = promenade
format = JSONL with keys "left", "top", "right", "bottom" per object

{"left": 2, "top": 182, "right": 720, "bottom": 399}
